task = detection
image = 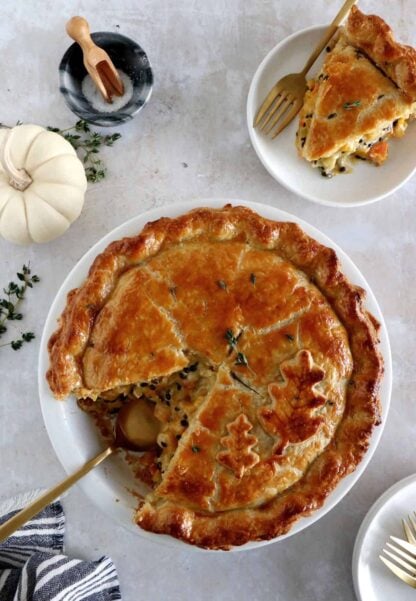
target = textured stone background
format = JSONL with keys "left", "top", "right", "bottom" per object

{"left": 1, "top": 1, "right": 415, "bottom": 599}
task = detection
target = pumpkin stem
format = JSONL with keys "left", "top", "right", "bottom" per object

{"left": 0, "top": 128, "right": 32, "bottom": 191}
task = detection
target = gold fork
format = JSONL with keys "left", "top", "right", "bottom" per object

{"left": 380, "top": 536, "right": 416, "bottom": 588}
{"left": 253, "top": 0, "right": 357, "bottom": 138}
{"left": 403, "top": 512, "right": 416, "bottom": 545}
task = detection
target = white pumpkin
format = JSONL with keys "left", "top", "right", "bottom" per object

{"left": 0, "top": 124, "right": 87, "bottom": 244}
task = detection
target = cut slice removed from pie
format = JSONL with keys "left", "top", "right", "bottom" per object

{"left": 296, "top": 7, "right": 416, "bottom": 177}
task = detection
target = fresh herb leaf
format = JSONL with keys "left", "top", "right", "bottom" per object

{"left": 192, "top": 446, "right": 200, "bottom": 453}
{"left": 225, "top": 329, "right": 238, "bottom": 350}
{"left": 225, "top": 329, "right": 248, "bottom": 364}
{"left": 230, "top": 371, "right": 260, "bottom": 395}
{"left": 47, "top": 120, "right": 121, "bottom": 183}
{"left": 235, "top": 352, "right": 248, "bottom": 367}
{"left": 22, "top": 332, "right": 35, "bottom": 342}
{"left": 75, "top": 119, "right": 91, "bottom": 133}
{"left": 0, "top": 264, "right": 39, "bottom": 352}
{"left": 217, "top": 280, "right": 227, "bottom": 290}
{"left": 343, "top": 100, "right": 361, "bottom": 110}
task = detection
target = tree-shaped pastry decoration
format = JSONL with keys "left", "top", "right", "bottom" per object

{"left": 258, "top": 350, "right": 326, "bottom": 455}
{"left": 217, "top": 414, "right": 260, "bottom": 479}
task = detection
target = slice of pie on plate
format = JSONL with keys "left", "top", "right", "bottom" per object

{"left": 296, "top": 7, "right": 416, "bottom": 177}
{"left": 47, "top": 205, "right": 383, "bottom": 549}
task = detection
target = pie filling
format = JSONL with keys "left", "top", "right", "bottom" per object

{"left": 77, "top": 355, "right": 216, "bottom": 486}
{"left": 303, "top": 108, "right": 415, "bottom": 178}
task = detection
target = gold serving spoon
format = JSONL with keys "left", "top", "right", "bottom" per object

{"left": 0, "top": 398, "right": 160, "bottom": 543}
{"left": 66, "top": 16, "right": 125, "bottom": 103}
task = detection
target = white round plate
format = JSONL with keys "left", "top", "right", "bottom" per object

{"left": 38, "top": 199, "right": 392, "bottom": 551}
{"left": 353, "top": 474, "right": 416, "bottom": 601}
{"left": 247, "top": 26, "right": 416, "bottom": 207}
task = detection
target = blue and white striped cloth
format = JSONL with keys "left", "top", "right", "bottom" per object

{"left": 0, "top": 491, "right": 121, "bottom": 601}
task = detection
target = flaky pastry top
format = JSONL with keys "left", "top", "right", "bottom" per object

{"left": 298, "top": 35, "right": 414, "bottom": 161}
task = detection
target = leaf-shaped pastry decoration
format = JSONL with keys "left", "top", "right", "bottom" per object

{"left": 217, "top": 414, "right": 260, "bottom": 479}
{"left": 258, "top": 350, "right": 326, "bottom": 455}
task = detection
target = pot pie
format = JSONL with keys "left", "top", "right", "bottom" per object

{"left": 297, "top": 7, "right": 416, "bottom": 177}
{"left": 47, "top": 206, "right": 383, "bottom": 549}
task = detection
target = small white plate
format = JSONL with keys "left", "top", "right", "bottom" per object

{"left": 353, "top": 474, "right": 416, "bottom": 600}
{"left": 38, "top": 199, "right": 392, "bottom": 551}
{"left": 247, "top": 26, "right": 416, "bottom": 207}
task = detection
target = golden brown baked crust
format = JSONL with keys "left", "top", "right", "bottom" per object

{"left": 47, "top": 205, "right": 383, "bottom": 549}
{"left": 296, "top": 8, "right": 416, "bottom": 175}
{"left": 346, "top": 6, "right": 416, "bottom": 100}
{"left": 297, "top": 35, "right": 415, "bottom": 171}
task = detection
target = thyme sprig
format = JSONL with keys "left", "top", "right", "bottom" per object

{"left": 0, "top": 265, "right": 39, "bottom": 351}
{"left": 230, "top": 371, "right": 260, "bottom": 395}
{"left": 47, "top": 120, "right": 121, "bottom": 183}
{"left": 225, "top": 329, "right": 249, "bottom": 367}
{"left": 225, "top": 329, "right": 241, "bottom": 353}
{"left": 235, "top": 352, "right": 249, "bottom": 367}
{"left": 343, "top": 100, "right": 361, "bottom": 110}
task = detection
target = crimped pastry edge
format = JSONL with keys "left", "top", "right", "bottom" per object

{"left": 346, "top": 6, "right": 416, "bottom": 100}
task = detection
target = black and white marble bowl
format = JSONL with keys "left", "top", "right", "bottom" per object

{"left": 59, "top": 32, "right": 153, "bottom": 127}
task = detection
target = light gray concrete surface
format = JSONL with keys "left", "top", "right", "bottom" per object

{"left": 1, "top": 1, "right": 415, "bottom": 599}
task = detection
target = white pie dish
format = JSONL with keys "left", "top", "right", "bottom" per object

{"left": 352, "top": 474, "right": 416, "bottom": 601}
{"left": 247, "top": 25, "right": 416, "bottom": 207}
{"left": 38, "top": 199, "right": 392, "bottom": 551}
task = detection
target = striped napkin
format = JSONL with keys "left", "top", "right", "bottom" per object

{"left": 0, "top": 491, "right": 121, "bottom": 601}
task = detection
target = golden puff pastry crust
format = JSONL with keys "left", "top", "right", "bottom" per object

{"left": 297, "top": 8, "right": 416, "bottom": 176}
{"left": 346, "top": 6, "right": 416, "bottom": 100}
{"left": 47, "top": 205, "right": 383, "bottom": 549}
{"left": 297, "top": 36, "right": 413, "bottom": 161}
